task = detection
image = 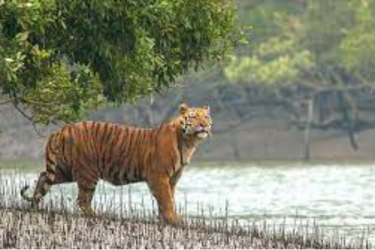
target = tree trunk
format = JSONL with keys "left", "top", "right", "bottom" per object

{"left": 304, "top": 98, "right": 314, "bottom": 161}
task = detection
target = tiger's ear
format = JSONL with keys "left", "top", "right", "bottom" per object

{"left": 204, "top": 105, "right": 210, "bottom": 114}
{"left": 179, "top": 103, "right": 189, "bottom": 115}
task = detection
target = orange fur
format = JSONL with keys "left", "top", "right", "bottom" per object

{"left": 21, "top": 103, "right": 212, "bottom": 225}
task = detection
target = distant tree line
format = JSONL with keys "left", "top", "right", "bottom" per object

{"left": 222, "top": 0, "right": 375, "bottom": 156}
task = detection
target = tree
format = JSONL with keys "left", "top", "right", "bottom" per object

{"left": 224, "top": 0, "right": 375, "bottom": 153}
{"left": 0, "top": 0, "right": 241, "bottom": 125}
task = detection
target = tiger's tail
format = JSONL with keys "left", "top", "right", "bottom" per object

{"left": 20, "top": 185, "right": 33, "bottom": 202}
{"left": 21, "top": 134, "right": 58, "bottom": 206}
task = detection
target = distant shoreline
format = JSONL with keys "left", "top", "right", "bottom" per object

{"left": 1, "top": 158, "right": 375, "bottom": 172}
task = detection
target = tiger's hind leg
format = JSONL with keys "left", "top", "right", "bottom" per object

{"left": 21, "top": 163, "right": 73, "bottom": 208}
{"left": 21, "top": 142, "right": 55, "bottom": 207}
{"left": 30, "top": 171, "right": 53, "bottom": 208}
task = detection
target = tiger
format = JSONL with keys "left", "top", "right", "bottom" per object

{"left": 21, "top": 103, "right": 212, "bottom": 225}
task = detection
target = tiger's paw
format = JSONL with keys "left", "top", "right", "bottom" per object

{"left": 160, "top": 213, "right": 182, "bottom": 227}
{"left": 79, "top": 205, "right": 97, "bottom": 217}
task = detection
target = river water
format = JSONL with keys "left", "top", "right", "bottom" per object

{"left": 1, "top": 162, "right": 375, "bottom": 242}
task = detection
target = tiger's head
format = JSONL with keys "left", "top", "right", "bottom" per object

{"left": 178, "top": 103, "right": 212, "bottom": 139}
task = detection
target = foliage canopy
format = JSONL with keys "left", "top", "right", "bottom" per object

{"left": 0, "top": 0, "right": 240, "bottom": 124}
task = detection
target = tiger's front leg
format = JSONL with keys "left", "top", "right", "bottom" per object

{"left": 73, "top": 163, "right": 99, "bottom": 217}
{"left": 147, "top": 176, "right": 180, "bottom": 226}
{"left": 169, "top": 167, "right": 184, "bottom": 204}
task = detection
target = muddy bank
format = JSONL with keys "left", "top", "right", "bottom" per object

{"left": 1, "top": 99, "right": 375, "bottom": 161}
{"left": 0, "top": 207, "right": 366, "bottom": 249}
{"left": 198, "top": 115, "right": 375, "bottom": 161}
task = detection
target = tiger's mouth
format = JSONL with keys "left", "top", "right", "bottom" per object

{"left": 195, "top": 129, "right": 211, "bottom": 139}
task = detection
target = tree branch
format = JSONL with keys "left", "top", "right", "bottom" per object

{"left": 12, "top": 102, "right": 46, "bottom": 138}
{"left": 0, "top": 98, "right": 16, "bottom": 106}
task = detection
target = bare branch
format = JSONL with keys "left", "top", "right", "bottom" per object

{"left": 0, "top": 98, "right": 16, "bottom": 106}
{"left": 12, "top": 102, "right": 46, "bottom": 138}
{"left": 12, "top": 102, "right": 33, "bottom": 121}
